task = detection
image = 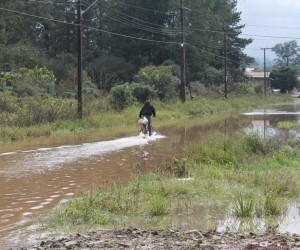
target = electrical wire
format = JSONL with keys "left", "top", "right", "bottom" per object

{"left": 104, "top": 14, "right": 176, "bottom": 36}
{"left": 29, "top": 0, "right": 300, "bottom": 34}
{"left": 92, "top": 3, "right": 184, "bottom": 36}
{"left": 245, "top": 24, "right": 300, "bottom": 30}
{"left": 82, "top": 24, "right": 179, "bottom": 45}
{"left": 0, "top": 6, "right": 180, "bottom": 45}
{"left": 189, "top": 33, "right": 225, "bottom": 49}
{"left": 103, "top": 5, "right": 172, "bottom": 29}
{"left": 110, "top": 0, "right": 173, "bottom": 15}
{"left": 2, "top": 5, "right": 298, "bottom": 64}
{"left": 28, "top": 0, "right": 77, "bottom": 6}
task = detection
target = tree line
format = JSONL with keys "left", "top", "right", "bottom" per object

{"left": 0, "top": 0, "right": 254, "bottom": 101}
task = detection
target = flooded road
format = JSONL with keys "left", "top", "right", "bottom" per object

{"left": 1, "top": 102, "right": 300, "bottom": 248}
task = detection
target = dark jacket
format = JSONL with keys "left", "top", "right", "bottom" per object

{"left": 139, "top": 101, "right": 156, "bottom": 118}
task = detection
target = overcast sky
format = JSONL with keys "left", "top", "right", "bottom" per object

{"left": 236, "top": 0, "right": 300, "bottom": 63}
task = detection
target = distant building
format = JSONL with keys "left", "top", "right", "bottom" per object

{"left": 245, "top": 68, "right": 270, "bottom": 89}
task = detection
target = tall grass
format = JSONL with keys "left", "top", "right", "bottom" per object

{"left": 148, "top": 194, "right": 169, "bottom": 216}
{"left": 232, "top": 193, "right": 255, "bottom": 217}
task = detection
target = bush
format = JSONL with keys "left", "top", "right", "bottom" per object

{"left": 134, "top": 65, "right": 180, "bottom": 101}
{"left": 131, "top": 83, "right": 156, "bottom": 103}
{"left": 231, "top": 82, "right": 255, "bottom": 95}
{"left": 0, "top": 92, "right": 19, "bottom": 113}
{"left": 5, "top": 66, "right": 56, "bottom": 97}
{"left": 0, "top": 95, "right": 77, "bottom": 127}
{"left": 190, "top": 81, "right": 207, "bottom": 95}
{"left": 109, "top": 83, "right": 135, "bottom": 111}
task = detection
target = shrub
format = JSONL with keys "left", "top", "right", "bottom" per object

{"left": 6, "top": 66, "right": 56, "bottom": 97}
{"left": 109, "top": 83, "right": 135, "bottom": 111}
{"left": 242, "top": 132, "right": 274, "bottom": 155}
{"left": 131, "top": 83, "right": 156, "bottom": 103}
{"left": 232, "top": 82, "right": 255, "bottom": 95}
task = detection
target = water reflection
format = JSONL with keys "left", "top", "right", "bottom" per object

{"left": 243, "top": 107, "right": 300, "bottom": 140}
{"left": 218, "top": 202, "right": 300, "bottom": 235}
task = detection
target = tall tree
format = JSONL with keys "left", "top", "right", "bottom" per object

{"left": 270, "top": 66, "right": 299, "bottom": 93}
{"left": 272, "top": 40, "right": 300, "bottom": 67}
{"left": 181, "top": 0, "right": 253, "bottom": 84}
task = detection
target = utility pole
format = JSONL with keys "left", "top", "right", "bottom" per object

{"left": 261, "top": 47, "right": 272, "bottom": 98}
{"left": 77, "top": 0, "right": 83, "bottom": 119}
{"left": 180, "top": 0, "right": 186, "bottom": 102}
{"left": 224, "top": 31, "right": 228, "bottom": 99}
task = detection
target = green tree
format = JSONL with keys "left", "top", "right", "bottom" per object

{"left": 48, "top": 53, "right": 77, "bottom": 83}
{"left": 269, "top": 66, "right": 299, "bottom": 93}
{"left": 134, "top": 65, "right": 180, "bottom": 101}
{"left": 86, "top": 55, "right": 135, "bottom": 92}
{"left": 272, "top": 40, "right": 300, "bottom": 67}
{"left": 184, "top": 0, "right": 253, "bottom": 84}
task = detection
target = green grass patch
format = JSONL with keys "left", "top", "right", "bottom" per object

{"left": 277, "top": 120, "right": 298, "bottom": 129}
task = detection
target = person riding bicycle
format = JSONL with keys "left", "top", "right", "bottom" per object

{"left": 139, "top": 100, "right": 156, "bottom": 136}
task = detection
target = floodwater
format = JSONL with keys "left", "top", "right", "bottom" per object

{"left": 1, "top": 101, "right": 300, "bottom": 248}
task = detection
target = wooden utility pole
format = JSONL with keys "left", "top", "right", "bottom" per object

{"left": 77, "top": 0, "right": 83, "bottom": 119}
{"left": 180, "top": 0, "right": 186, "bottom": 102}
{"left": 261, "top": 47, "right": 272, "bottom": 98}
{"left": 224, "top": 31, "right": 228, "bottom": 99}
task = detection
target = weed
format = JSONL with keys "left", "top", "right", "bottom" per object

{"left": 148, "top": 194, "right": 169, "bottom": 216}
{"left": 264, "top": 194, "right": 282, "bottom": 216}
{"left": 277, "top": 121, "right": 298, "bottom": 129}
{"left": 232, "top": 193, "right": 255, "bottom": 218}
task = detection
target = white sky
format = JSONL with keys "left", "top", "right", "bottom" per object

{"left": 236, "top": 0, "right": 300, "bottom": 63}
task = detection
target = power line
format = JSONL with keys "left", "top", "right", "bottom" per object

{"left": 245, "top": 24, "right": 300, "bottom": 30}
{"left": 28, "top": 0, "right": 76, "bottom": 6}
{"left": 242, "top": 33, "right": 300, "bottom": 40}
{"left": 103, "top": 11, "right": 177, "bottom": 36}
{"left": 241, "top": 12, "right": 300, "bottom": 18}
{"left": 30, "top": 1, "right": 300, "bottom": 36}
{"left": 2, "top": 5, "right": 297, "bottom": 66}
{"left": 0, "top": 6, "right": 179, "bottom": 45}
{"left": 192, "top": 27, "right": 300, "bottom": 41}
{"left": 186, "top": 43, "right": 242, "bottom": 65}
{"left": 111, "top": 1, "right": 172, "bottom": 15}
{"left": 82, "top": 24, "right": 179, "bottom": 44}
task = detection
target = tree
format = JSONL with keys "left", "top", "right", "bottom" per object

{"left": 184, "top": 0, "right": 253, "bottom": 83}
{"left": 0, "top": 0, "right": 254, "bottom": 99}
{"left": 86, "top": 55, "right": 135, "bottom": 92}
{"left": 269, "top": 66, "right": 299, "bottom": 93}
{"left": 272, "top": 40, "right": 300, "bottom": 67}
{"left": 134, "top": 65, "right": 180, "bottom": 101}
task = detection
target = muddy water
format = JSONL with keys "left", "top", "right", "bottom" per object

{"left": 1, "top": 102, "right": 300, "bottom": 248}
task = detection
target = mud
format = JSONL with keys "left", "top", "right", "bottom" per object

{"left": 11, "top": 228, "right": 300, "bottom": 250}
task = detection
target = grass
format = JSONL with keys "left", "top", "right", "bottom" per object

{"left": 46, "top": 131, "right": 300, "bottom": 233}
{"left": 277, "top": 120, "right": 298, "bottom": 129}
{"left": 0, "top": 94, "right": 292, "bottom": 143}
{"left": 232, "top": 193, "right": 255, "bottom": 218}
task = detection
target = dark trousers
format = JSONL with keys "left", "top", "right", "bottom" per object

{"left": 144, "top": 115, "right": 152, "bottom": 136}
